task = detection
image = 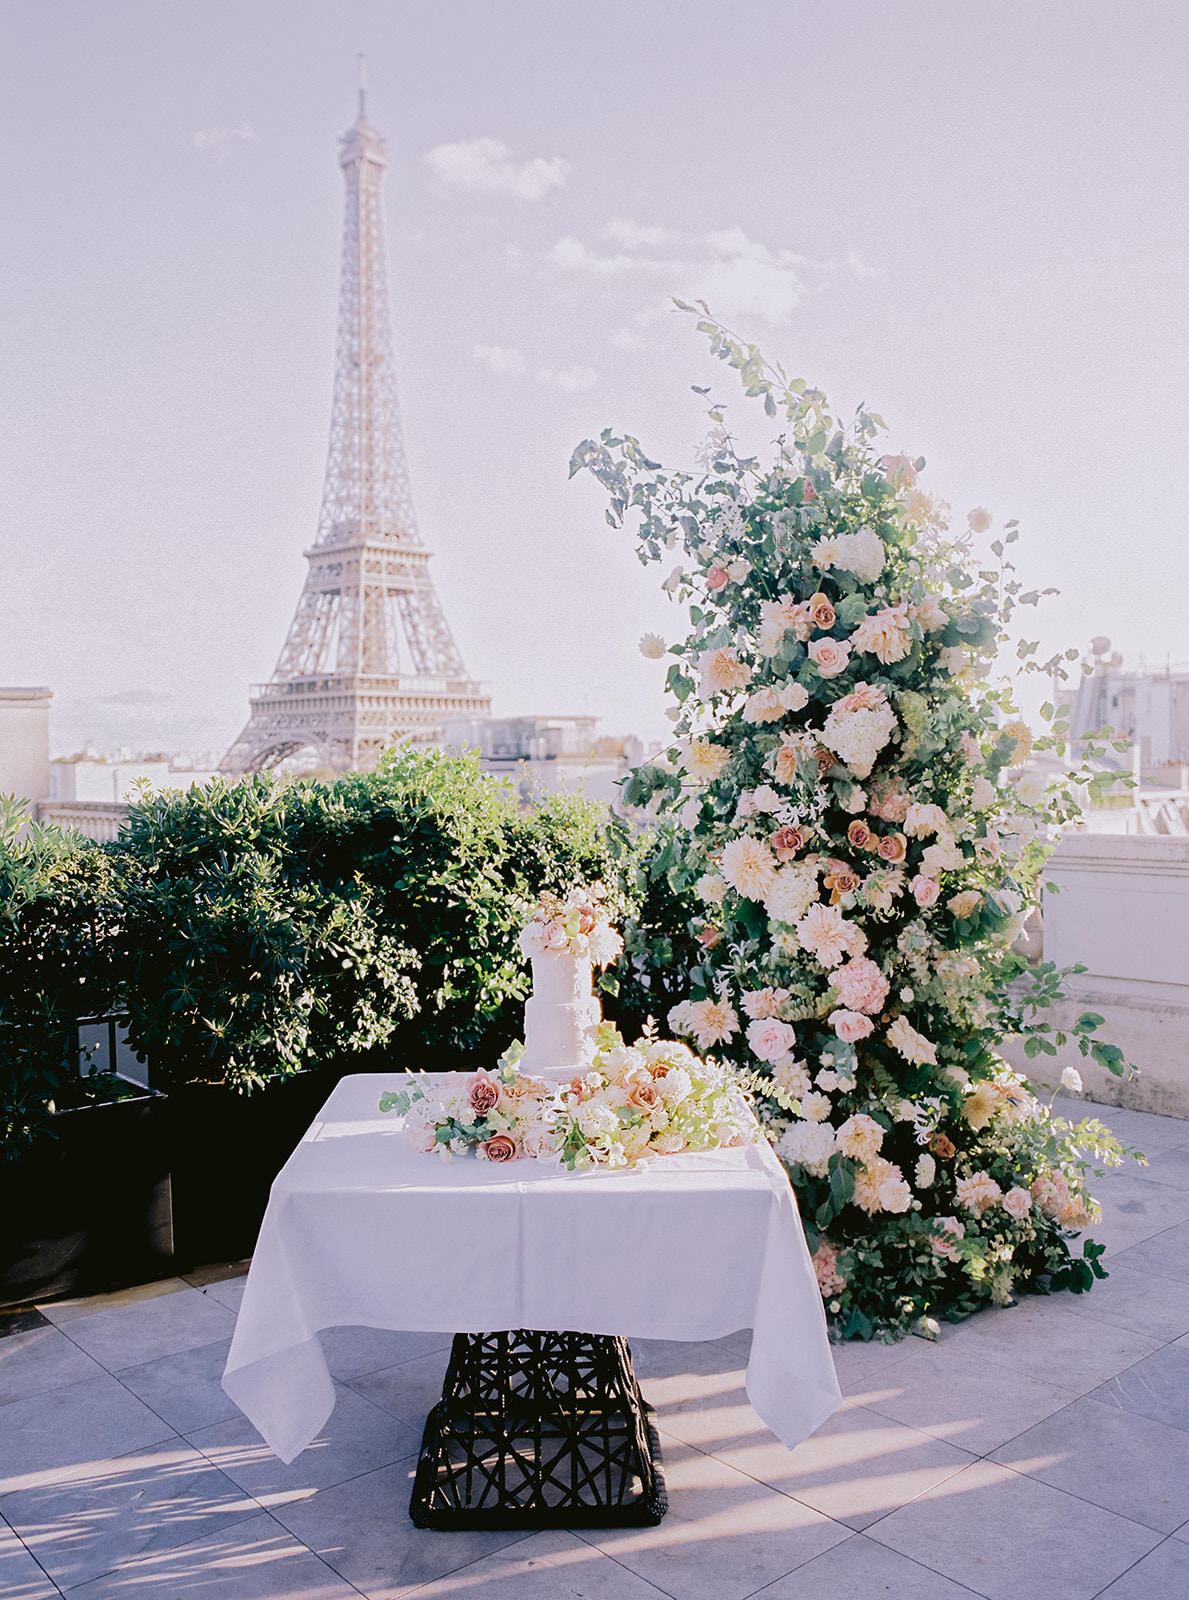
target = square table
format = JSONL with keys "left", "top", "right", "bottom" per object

{"left": 222, "top": 1073, "right": 841, "bottom": 1526}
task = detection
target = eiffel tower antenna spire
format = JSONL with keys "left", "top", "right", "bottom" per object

{"left": 222, "top": 73, "right": 490, "bottom": 775}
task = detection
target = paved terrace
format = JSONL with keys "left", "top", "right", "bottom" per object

{"left": 3, "top": 1096, "right": 1189, "bottom": 1600}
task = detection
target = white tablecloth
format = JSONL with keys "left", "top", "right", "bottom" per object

{"left": 222, "top": 1073, "right": 841, "bottom": 1463}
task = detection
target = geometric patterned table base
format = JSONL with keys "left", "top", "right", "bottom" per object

{"left": 409, "top": 1330, "right": 668, "bottom": 1529}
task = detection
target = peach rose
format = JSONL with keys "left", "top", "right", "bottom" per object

{"left": 698, "top": 924, "right": 723, "bottom": 949}
{"left": 706, "top": 564, "right": 729, "bottom": 592}
{"left": 808, "top": 592, "right": 836, "bottom": 629}
{"left": 815, "top": 747, "right": 839, "bottom": 775}
{"left": 847, "top": 819, "right": 874, "bottom": 851}
{"left": 480, "top": 1134, "right": 518, "bottom": 1163}
{"left": 932, "top": 1132, "right": 957, "bottom": 1160}
{"left": 911, "top": 875, "right": 941, "bottom": 908}
{"left": 824, "top": 862, "right": 861, "bottom": 903}
{"left": 869, "top": 784, "right": 910, "bottom": 824}
{"left": 628, "top": 1080, "right": 662, "bottom": 1111}
{"left": 808, "top": 637, "right": 851, "bottom": 678}
{"left": 467, "top": 1073, "right": 501, "bottom": 1116}
{"left": 830, "top": 1009, "right": 874, "bottom": 1042}
{"left": 877, "top": 832, "right": 907, "bottom": 863}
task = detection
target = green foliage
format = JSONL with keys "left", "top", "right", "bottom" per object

{"left": 1, "top": 753, "right": 688, "bottom": 1156}
{"left": 0, "top": 796, "right": 124, "bottom": 1154}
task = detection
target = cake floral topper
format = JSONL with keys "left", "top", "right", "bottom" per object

{"left": 517, "top": 882, "right": 624, "bottom": 968}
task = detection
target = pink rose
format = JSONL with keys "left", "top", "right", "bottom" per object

{"left": 877, "top": 832, "right": 907, "bottom": 863}
{"left": 930, "top": 1217, "right": 965, "bottom": 1260}
{"left": 479, "top": 1134, "right": 518, "bottom": 1163}
{"left": 911, "top": 875, "right": 941, "bottom": 908}
{"left": 746, "top": 1016, "right": 797, "bottom": 1063}
{"left": 808, "top": 637, "right": 851, "bottom": 679}
{"left": 770, "top": 824, "right": 806, "bottom": 860}
{"left": 467, "top": 1073, "right": 501, "bottom": 1116}
{"left": 706, "top": 565, "right": 729, "bottom": 592}
{"left": 830, "top": 1009, "right": 874, "bottom": 1042}
{"left": 1002, "top": 1186, "right": 1032, "bottom": 1221}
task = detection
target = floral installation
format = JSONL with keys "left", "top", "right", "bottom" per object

{"left": 572, "top": 306, "right": 1140, "bottom": 1339}
{"left": 518, "top": 882, "right": 624, "bottom": 967}
{"left": 380, "top": 1025, "right": 760, "bottom": 1171}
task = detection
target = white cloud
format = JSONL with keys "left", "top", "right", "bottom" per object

{"left": 472, "top": 344, "right": 527, "bottom": 375}
{"left": 610, "top": 328, "right": 645, "bottom": 352}
{"left": 547, "top": 219, "right": 818, "bottom": 325}
{"left": 603, "top": 218, "right": 678, "bottom": 249}
{"left": 538, "top": 365, "right": 598, "bottom": 392}
{"left": 192, "top": 123, "right": 259, "bottom": 161}
{"left": 425, "top": 137, "right": 570, "bottom": 201}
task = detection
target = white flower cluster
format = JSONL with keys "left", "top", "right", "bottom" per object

{"left": 811, "top": 526, "right": 886, "bottom": 583}
{"left": 820, "top": 699, "right": 898, "bottom": 779}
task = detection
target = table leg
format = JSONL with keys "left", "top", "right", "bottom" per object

{"left": 409, "top": 1330, "right": 667, "bottom": 1529}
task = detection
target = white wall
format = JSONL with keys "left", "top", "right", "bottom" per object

{"left": 0, "top": 687, "right": 52, "bottom": 807}
{"left": 1001, "top": 833, "right": 1189, "bottom": 1117}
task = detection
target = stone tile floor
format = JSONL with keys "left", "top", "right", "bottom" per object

{"left": 3, "top": 1095, "right": 1189, "bottom": 1598}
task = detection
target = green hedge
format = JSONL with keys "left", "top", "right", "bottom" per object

{"left": 0, "top": 752, "right": 698, "bottom": 1158}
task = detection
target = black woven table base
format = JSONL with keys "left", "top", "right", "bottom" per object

{"left": 409, "top": 1329, "right": 667, "bottom": 1530}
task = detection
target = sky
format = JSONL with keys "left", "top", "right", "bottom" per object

{"left": 1, "top": 0, "right": 1186, "bottom": 757}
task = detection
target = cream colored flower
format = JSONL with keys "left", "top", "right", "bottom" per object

{"left": 1002, "top": 720, "right": 1033, "bottom": 762}
{"left": 741, "top": 986, "right": 789, "bottom": 1020}
{"left": 683, "top": 997, "right": 740, "bottom": 1050}
{"left": 1003, "top": 1186, "right": 1033, "bottom": 1221}
{"left": 743, "top": 687, "right": 787, "bottom": 725}
{"left": 699, "top": 646, "right": 751, "bottom": 697}
{"left": 970, "top": 776, "right": 997, "bottom": 811}
{"left": 915, "top": 1153, "right": 936, "bottom": 1188}
{"left": 682, "top": 739, "right": 730, "bottom": 783}
{"left": 799, "top": 1090, "right": 832, "bottom": 1122}
{"left": 886, "top": 1015, "right": 937, "bottom": 1066}
{"left": 955, "top": 1171, "right": 1004, "bottom": 1216}
{"left": 947, "top": 889, "right": 982, "bottom": 920}
{"left": 1015, "top": 770, "right": 1047, "bottom": 807}
{"left": 764, "top": 865, "right": 818, "bottom": 926}
{"left": 836, "top": 1113, "right": 885, "bottom": 1164}
{"left": 911, "top": 594, "right": 948, "bottom": 632}
{"left": 772, "top": 1057, "right": 813, "bottom": 1098}
{"left": 962, "top": 1081, "right": 1000, "bottom": 1131}
{"left": 720, "top": 834, "right": 777, "bottom": 901}
{"left": 796, "top": 902, "right": 855, "bottom": 968}
{"left": 967, "top": 507, "right": 993, "bottom": 534}
{"left": 780, "top": 681, "right": 810, "bottom": 712}
{"left": 638, "top": 633, "right": 666, "bottom": 659}
{"left": 904, "top": 802, "right": 949, "bottom": 839}
{"left": 696, "top": 873, "right": 728, "bottom": 904}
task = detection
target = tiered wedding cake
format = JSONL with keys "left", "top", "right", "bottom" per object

{"left": 517, "top": 885, "right": 623, "bottom": 1077}
{"left": 519, "top": 953, "right": 602, "bottom": 1077}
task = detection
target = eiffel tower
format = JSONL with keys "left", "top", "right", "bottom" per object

{"left": 223, "top": 73, "right": 490, "bottom": 775}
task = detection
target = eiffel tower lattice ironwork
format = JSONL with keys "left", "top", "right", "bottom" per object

{"left": 223, "top": 75, "right": 490, "bottom": 775}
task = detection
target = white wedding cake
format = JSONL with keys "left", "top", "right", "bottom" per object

{"left": 516, "top": 885, "right": 624, "bottom": 1078}
{"left": 519, "top": 953, "right": 602, "bottom": 1078}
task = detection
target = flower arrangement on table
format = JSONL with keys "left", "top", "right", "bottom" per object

{"left": 517, "top": 882, "right": 624, "bottom": 967}
{"left": 379, "top": 1026, "right": 759, "bottom": 1170}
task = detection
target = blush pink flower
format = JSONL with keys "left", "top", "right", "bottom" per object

{"left": 833, "top": 956, "right": 890, "bottom": 1015}
{"left": 699, "top": 646, "right": 751, "bottom": 697}
{"left": 808, "top": 637, "right": 851, "bottom": 679}
{"left": 930, "top": 1217, "right": 966, "bottom": 1260}
{"left": 911, "top": 875, "right": 941, "bottom": 908}
{"left": 706, "top": 564, "right": 729, "bottom": 592}
{"left": 746, "top": 1016, "right": 797, "bottom": 1063}
{"left": 830, "top": 1009, "right": 874, "bottom": 1042}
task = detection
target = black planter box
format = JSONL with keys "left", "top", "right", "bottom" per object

{"left": 1, "top": 1066, "right": 347, "bottom": 1310}
{"left": 0, "top": 1093, "right": 172, "bottom": 1309}
{"left": 167, "top": 1067, "right": 341, "bottom": 1269}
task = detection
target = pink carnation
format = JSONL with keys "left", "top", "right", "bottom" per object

{"left": 833, "top": 956, "right": 890, "bottom": 1015}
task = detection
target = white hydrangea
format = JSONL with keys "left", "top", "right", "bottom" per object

{"left": 812, "top": 526, "right": 885, "bottom": 583}
{"left": 778, "top": 1119, "right": 837, "bottom": 1177}
{"left": 763, "top": 865, "right": 819, "bottom": 925}
{"left": 820, "top": 700, "right": 898, "bottom": 780}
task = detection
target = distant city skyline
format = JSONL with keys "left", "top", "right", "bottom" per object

{"left": 2, "top": 1, "right": 1187, "bottom": 756}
